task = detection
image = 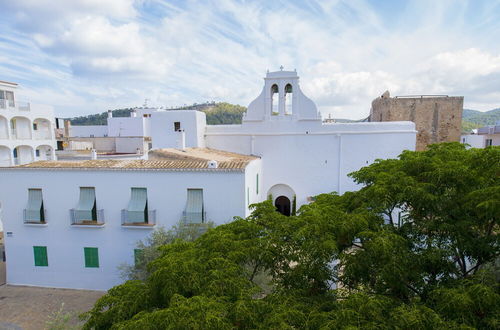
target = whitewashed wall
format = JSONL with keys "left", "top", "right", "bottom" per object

{"left": 70, "top": 126, "right": 108, "bottom": 138}
{"left": 107, "top": 117, "right": 145, "bottom": 137}
{"left": 150, "top": 111, "right": 206, "bottom": 149}
{"left": 0, "top": 167, "right": 251, "bottom": 290}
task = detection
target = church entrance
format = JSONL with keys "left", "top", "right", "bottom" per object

{"left": 275, "top": 196, "right": 291, "bottom": 216}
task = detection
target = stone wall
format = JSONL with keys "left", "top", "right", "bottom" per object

{"left": 370, "top": 92, "right": 463, "bottom": 151}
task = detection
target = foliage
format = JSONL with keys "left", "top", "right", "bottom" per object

{"left": 463, "top": 108, "right": 500, "bottom": 126}
{"left": 118, "top": 221, "right": 214, "bottom": 281}
{"left": 82, "top": 143, "right": 499, "bottom": 329}
{"left": 46, "top": 303, "right": 81, "bottom": 330}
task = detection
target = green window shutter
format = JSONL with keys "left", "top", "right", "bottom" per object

{"left": 256, "top": 174, "right": 259, "bottom": 195}
{"left": 134, "top": 249, "right": 144, "bottom": 265}
{"left": 84, "top": 247, "right": 99, "bottom": 268}
{"left": 33, "top": 246, "right": 48, "bottom": 267}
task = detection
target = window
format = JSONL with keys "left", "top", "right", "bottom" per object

{"left": 256, "top": 174, "right": 259, "bottom": 195}
{"left": 13, "top": 148, "right": 18, "bottom": 158}
{"left": 74, "top": 187, "right": 97, "bottom": 223}
{"left": 486, "top": 139, "right": 493, "bottom": 147}
{"left": 84, "top": 247, "right": 99, "bottom": 268}
{"left": 33, "top": 246, "right": 48, "bottom": 267}
{"left": 126, "top": 188, "right": 148, "bottom": 223}
{"left": 35, "top": 150, "right": 40, "bottom": 157}
{"left": 33, "top": 123, "right": 38, "bottom": 131}
{"left": 174, "top": 122, "right": 181, "bottom": 131}
{"left": 185, "top": 189, "right": 204, "bottom": 223}
{"left": 143, "top": 114, "right": 148, "bottom": 118}
{"left": 134, "top": 249, "right": 143, "bottom": 265}
{"left": 25, "top": 189, "right": 45, "bottom": 223}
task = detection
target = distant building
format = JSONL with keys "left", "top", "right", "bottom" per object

{"left": 0, "top": 70, "right": 416, "bottom": 290}
{"left": 461, "top": 121, "right": 500, "bottom": 148}
{"left": 61, "top": 108, "right": 155, "bottom": 155}
{"left": 0, "top": 80, "right": 57, "bottom": 166}
{"left": 369, "top": 91, "right": 463, "bottom": 151}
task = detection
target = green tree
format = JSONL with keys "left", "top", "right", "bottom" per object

{"left": 82, "top": 143, "right": 499, "bottom": 329}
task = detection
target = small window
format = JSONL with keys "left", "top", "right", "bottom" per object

{"left": 143, "top": 114, "right": 148, "bottom": 118}
{"left": 134, "top": 249, "right": 143, "bottom": 265}
{"left": 486, "top": 139, "right": 493, "bottom": 147}
{"left": 174, "top": 122, "right": 181, "bottom": 132}
{"left": 13, "top": 148, "right": 18, "bottom": 158}
{"left": 84, "top": 247, "right": 99, "bottom": 268}
{"left": 33, "top": 246, "right": 48, "bottom": 267}
{"left": 33, "top": 123, "right": 38, "bottom": 130}
{"left": 35, "top": 150, "right": 40, "bottom": 157}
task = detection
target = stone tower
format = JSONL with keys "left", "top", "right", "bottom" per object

{"left": 369, "top": 91, "right": 463, "bottom": 151}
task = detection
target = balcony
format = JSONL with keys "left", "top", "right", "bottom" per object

{"left": 18, "top": 101, "right": 30, "bottom": 111}
{"left": 181, "top": 211, "right": 207, "bottom": 224}
{"left": 23, "top": 209, "right": 47, "bottom": 225}
{"left": 70, "top": 209, "right": 105, "bottom": 226}
{"left": 121, "top": 209, "right": 156, "bottom": 227}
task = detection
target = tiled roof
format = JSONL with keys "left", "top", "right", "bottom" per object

{"left": 8, "top": 148, "right": 258, "bottom": 171}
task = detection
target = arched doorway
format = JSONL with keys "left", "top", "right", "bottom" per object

{"left": 275, "top": 196, "right": 291, "bottom": 216}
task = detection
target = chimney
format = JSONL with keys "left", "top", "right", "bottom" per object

{"left": 64, "top": 120, "right": 71, "bottom": 137}
{"left": 107, "top": 110, "right": 113, "bottom": 118}
{"left": 179, "top": 129, "right": 186, "bottom": 150}
{"left": 131, "top": 110, "right": 137, "bottom": 118}
{"left": 91, "top": 149, "right": 97, "bottom": 160}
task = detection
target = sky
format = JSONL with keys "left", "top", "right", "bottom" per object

{"left": 0, "top": 0, "right": 499, "bottom": 120}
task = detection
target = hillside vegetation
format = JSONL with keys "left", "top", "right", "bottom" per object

{"left": 69, "top": 103, "right": 246, "bottom": 126}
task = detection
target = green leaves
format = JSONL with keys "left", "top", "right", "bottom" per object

{"left": 83, "top": 143, "right": 500, "bottom": 329}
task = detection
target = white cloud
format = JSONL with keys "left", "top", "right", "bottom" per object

{"left": 0, "top": 0, "right": 499, "bottom": 118}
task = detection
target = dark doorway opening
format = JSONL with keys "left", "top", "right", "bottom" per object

{"left": 275, "top": 196, "right": 291, "bottom": 216}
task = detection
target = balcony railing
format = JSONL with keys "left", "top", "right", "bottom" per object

{"left": 121, "top": 209, "right": 156, "bottom": 227}
{"left": 23, "top": 209, "right": 47, "bottom": 224}
{"left": 18, "top": 101, "right": 30, "bottom": 111}
{"left": 0, "top": 99, "right": 5, "bottom": 109}
{"left": 70, "top": 209, "right": 105, "bottom": 226}
{"left": 181, "top": 211, "right": 206, "bottom": 225}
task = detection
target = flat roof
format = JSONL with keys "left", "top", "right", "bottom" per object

{"left": 0, "top": 80, "right": 18, "bottom": 86}
{"left": 5, "top": 148, "right": 258, "bottom": 171}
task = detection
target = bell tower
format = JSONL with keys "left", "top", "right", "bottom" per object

{"left": 243, "top": 68, "right": 321, "bottom": 123}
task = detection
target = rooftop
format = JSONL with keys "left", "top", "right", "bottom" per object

{"left": 6, "top": 148, "right": 258, "bottom": 171}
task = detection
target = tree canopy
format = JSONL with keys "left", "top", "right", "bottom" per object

{"left": 82, "top": 143, "right": 499, "bottom": 329}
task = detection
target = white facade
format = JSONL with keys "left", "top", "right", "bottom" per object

{"left": 461, "top": 122, "right": 500, "bottom": 148}
{"left": 0, "top": 70, "right": 416, "bottom": 290}
{"left": 0, "top": 81, "right": 57, "bottom": 166}
{"left": 0, "top": 165, "right": 255, "bottom": 290}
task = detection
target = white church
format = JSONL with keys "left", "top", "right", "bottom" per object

{"left": 0, "top": 70, "right": 416, "bottom": 290}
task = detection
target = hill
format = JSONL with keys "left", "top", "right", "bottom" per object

{"left": 69, "top": 103, "right": 246, "bottom": 126}
{"left": 461, "top": 108, "right": 500, "bottom": 133}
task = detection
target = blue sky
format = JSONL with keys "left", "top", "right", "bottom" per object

{"left": 1, "top": 0, "right": 499, "bottom": 119}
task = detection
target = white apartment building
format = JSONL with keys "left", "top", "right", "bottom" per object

{"left": 461, "top": 121, "right": 500, "bottom": 148}
{"left": 0, "top": 70, "right": 416, "bottom": 290}
{"left": 0, "top": 80, "right": 57, "bottom": 166}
